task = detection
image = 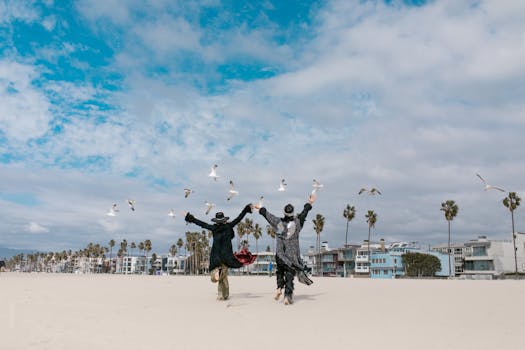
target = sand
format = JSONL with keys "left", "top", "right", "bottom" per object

{"left": 1, "top": 273, "right": 523, "bottom": 350}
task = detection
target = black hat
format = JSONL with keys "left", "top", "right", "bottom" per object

{"left": 211, "top": 212, "right": 229, "bottom": 223}
{"left": 283, "top": 204, "right": 294, "bottom": 217}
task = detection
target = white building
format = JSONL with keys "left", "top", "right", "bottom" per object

{"left": 115, "top": 256, "right": 147, "bottom": 274}
{"left": 461, "top": 235, "right": 525, "bottom": 279}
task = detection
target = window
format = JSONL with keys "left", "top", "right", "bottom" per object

{"left": 473, "top": 246, "right": 487, "bottom": 257}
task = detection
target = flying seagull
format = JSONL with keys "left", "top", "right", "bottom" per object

{"left": 107, "top": 204, "right": 119, "bottom": 216}
{"left": 227, "top": 180, "right": 239, "bottom": 201}
{"left": 184, "top": 188, "right": 194, "bottom": 198}
{"left": 476, "top": 173, "right": 505, "bottom": 192}
{"left": 205, "top": 201, "right": 215, "bottom": 215}
{"left": 127, "top": 199, "right": 136, "bottom": 211}
{"left": 312, "top": 179, "right": 324, "bottom": 194}
{"left": 278, "top": 178, "right": 287, "bottom": 192}
{"left": 358, "top": 187, "right": 382, "bottom": 195}
{"left": 209, "top": 164, "right": 219, "bottom": 181}
{"left": 168, "top": 209, "right": 176, "bottom": 218}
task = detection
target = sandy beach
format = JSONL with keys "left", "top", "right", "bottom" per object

{"left": 1, "top": 273, "right": 523, "bottom": 350}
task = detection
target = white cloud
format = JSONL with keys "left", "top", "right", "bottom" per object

{"left": 0, "top": 60, "right": 53, "bottom": 142}
{"left": 42, "top": 15, "right": 56, "bottom": 31}
{"left": 0, "top": 1, "right": 39, "bottom": 24}
{"left": 25, "top": 222, "right": 50, "bottom": 234}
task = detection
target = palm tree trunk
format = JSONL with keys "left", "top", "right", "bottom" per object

{"left": 317, "top": 234, "right": 321, "bottom": 276}
{"left": 511, "top": 210, "right": 518, "bottom": 278}
{"left": 367, "top": 226, "right": 371, "bottom": 278}
{"left": 448, "top": 220, "right": 451, "bottom": 277}
{"left": 345, "top": 220, "right": 349, "bottom": 247}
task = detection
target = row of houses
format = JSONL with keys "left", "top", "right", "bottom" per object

{"left": 7, "top": 234, "right": 524, "bottom": 279}
{"left": 305, "top": 234, "right": 525, "bottom": 279}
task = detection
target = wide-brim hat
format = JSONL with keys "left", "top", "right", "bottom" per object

{"left": 211, "top": 212, "right": 229, "bottom": 223}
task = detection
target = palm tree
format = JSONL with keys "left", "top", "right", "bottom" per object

{"left": 503, "top": 192, "right": 521, "bottom": 277}
{"left": 144, "top": 239, "right": 152, "bottom": 274}
{"left": 120, "top": 239, "right": 128, "bottom": 274}
{"left": 312, "top": 214, "right": 325, "bottom": 276}
{"left": 441, "top": 200, "right": 459, "bottom": 277}
{"left": 343, "top": 205, "right": 356, "bottom": 247}
{"left": 236, "top": 221, "right": 247, "bottom": 250}
{"left": 116, "top": 248, "right": 124, "bottom": 273}
{"left": 177, "top": 238, "right": 184, "bottom": 256}
{"left": 365, "top": 210, "right": 377, "bottom": 278}
{"left": 343, "top": 205, "right": 356, "bottom": 277}
{"left": 253, "top": 223, "right": 262, "bottom": 253}
{"left": 266, "top": 225, "right": 276, "bottom": 253}
{"left": 130, "top": 242, "right": 136, "bottom": 257}
{"left": 199, "top": 230, "right": 211, "bottom": 274}
{"left": 185, "top": 231, "right": 195, "bottom": 274}
{"left": 170, "top": 244, "right": 178, "bottom": 257}
{"left": 243, "top": 218, "right": 254, "bottom": 250}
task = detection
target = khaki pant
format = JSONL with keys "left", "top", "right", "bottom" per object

{"left": 210, "top": 265, "right": 229, "bottom": 300}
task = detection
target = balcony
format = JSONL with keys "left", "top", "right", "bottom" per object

{"left": 462, "top": 269, "right": 496, "bottom": 275}
{"left": 356, "top": 255, "right": 369, "bottom": 263}
{"left": 464, "top": 256, "right": 492, "bottom": 261}
{"left": 355, "top": 266, "right": 369, "bottom": 273}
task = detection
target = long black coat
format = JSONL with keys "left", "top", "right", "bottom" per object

{"left": 185, "top": 205, "right": 252, "bottom": 271}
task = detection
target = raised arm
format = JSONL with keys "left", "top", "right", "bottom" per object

{"left": 297, "top": 203, "right": 313, "bottom": 226}
{"left": 258, "top": 207, "right": 281, "bottom": 230}
{"left": 297, "top": 194, "right": 316, "bottom": 226}
{"left": 229, "top": 204, "right": 252, "bottom": 227}
{"left": 185, "top": 213, "right": 214, "bottom": 231}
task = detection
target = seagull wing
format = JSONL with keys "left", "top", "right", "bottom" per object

{"left": 490, "top": 186, "right": 506, "bottom": 192}
{"left": 476, "top": 173, "right": 486, "bottom": 184}
{"left": 358, "top": 188, "right": 367, "bottom": 195}
{"left": 209, "top": 165, "right": 218, "bottom": 177}
{"left": 371, "top": 188, "right": 382, "bottom": 195}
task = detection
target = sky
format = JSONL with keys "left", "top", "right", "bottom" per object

{"left": 1, "top": 0, "right": 524, "bottom": 255}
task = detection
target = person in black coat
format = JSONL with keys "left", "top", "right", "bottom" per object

{"left": 185, "top": 204, "right": 252, "bottom": 300}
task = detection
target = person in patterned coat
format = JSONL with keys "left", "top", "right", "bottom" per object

{"left": 255, "top": 194, "right": 316, "bottom": 305}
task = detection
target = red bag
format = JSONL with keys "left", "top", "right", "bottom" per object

{"left": 234, "top": 248, "right": 257, "bottom": 266}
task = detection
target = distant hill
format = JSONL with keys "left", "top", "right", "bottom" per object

{"left": 0, "top": 247, "right": 35, "bottom": 260}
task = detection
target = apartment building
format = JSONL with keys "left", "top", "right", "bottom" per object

{"left": 461, "top": 235, "right": 525, "bottom": 279}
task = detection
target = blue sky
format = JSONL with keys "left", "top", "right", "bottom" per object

{"left": 1, "top": 0, "right": 524, "bottom": 254}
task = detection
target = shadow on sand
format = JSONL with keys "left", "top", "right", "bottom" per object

{"left": 291, "top": 293, "right": 324, "bottom": 303}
